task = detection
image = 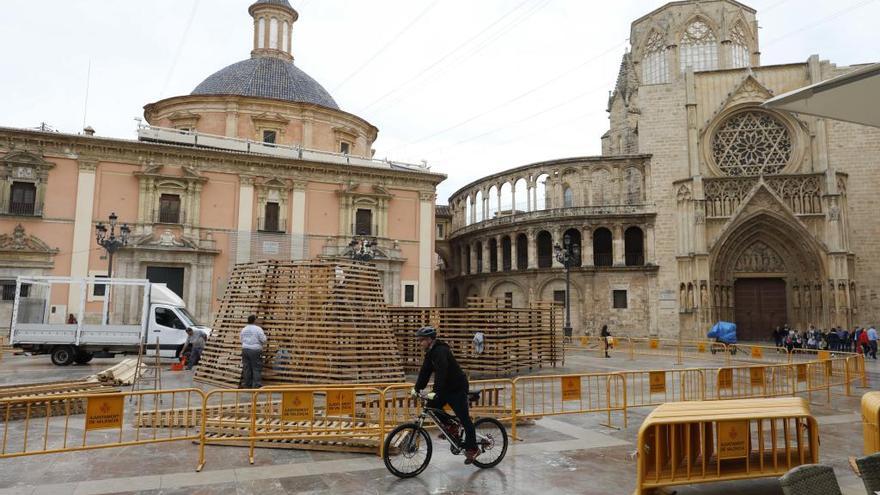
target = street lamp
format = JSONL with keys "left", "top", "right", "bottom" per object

{"left": 554, "top": 233, "right": 580, "bottom": 343}
{"left": 95, "top": 212, "right": 131, "bottom": 278}
{"left": 347, "top": 235, "right": 377, "bottom": 262}
{"left": 95, "top": 213, "right": 130, "bottom": 324}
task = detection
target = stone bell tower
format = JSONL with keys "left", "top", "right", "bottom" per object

{"left": 248, "top": 0, "right": 298, "bottom": 62}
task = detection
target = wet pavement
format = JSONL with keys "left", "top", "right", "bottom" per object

{"left": 0, "top": 347, "right": 877, "bottom": 494}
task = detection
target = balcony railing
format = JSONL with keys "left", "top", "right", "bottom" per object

{"left": 8, "top": 201, "right": 35, "bottom": 216}
{"left": 451, "top": 204, "right": 653, "bottom": 237}
{"left": 594, "top": 253, "right": 613, "bottom": 267}
{"left": 258, "top": 217, "right": 285, "bottom": 233}
{"left": 625, "top": 253, "right": 645, "bottom": 266}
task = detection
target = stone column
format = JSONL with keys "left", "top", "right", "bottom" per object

{"left": 496, "top": 187, "right": 502, "bottom": 218}
{"left": 482, "top": 240, "right": 491, "bottom": 274}
{"left": 510, "top": 183, "right": 517, "bottom": 215}
{"left": 646, "top": 224, "right": 656, "bottom": 265}
{"left": 527, "top": 230, "right": 537, "bottom": 269}
{"left": 417, "top": 192, "right": 434, "bottom": 306}
{"left": 496, "top": 235, "right": 503, "bottom": 272}
{"left": 68, "top": 160, "right": 97, "bottom": 314}
{"left": 581, "top": 226, "right": 593, "bottom": 267}
{"left": 612, "top": 224, "right": 625, "bottom": 266}
{"left": 511, "top": 233, "right": 518, "bottom": 270}
{"left": 236, "top": 176, "right": 255, "bottom": 264}
{"left": 470, "top": 243, "right": 478, "bottom": 275}
{"left": 290, "top": 182, "right": 307, "bottom": 259}
{"left": 460, "top": 245, "right": 468, "bottom": 276}
{"left": 551, "top": 228, "right": 564, "bottom": 268}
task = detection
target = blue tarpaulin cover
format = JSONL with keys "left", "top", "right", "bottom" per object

{"left": 708, "top": 321, "right": 737, "bottom": 344}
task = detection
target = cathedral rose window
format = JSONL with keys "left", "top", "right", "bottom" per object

{"left": 711, "top": 110, "right": 792, "bottom": 176}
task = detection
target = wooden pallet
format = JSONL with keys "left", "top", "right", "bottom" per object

{"left": 388, "top": 300, "right": 562, "bottom": 377}
{"left": 0, "top": 380, "right": 120, "bottom": 420}
{"left": 195, "top": 260, "right": 405, "bottom": 387}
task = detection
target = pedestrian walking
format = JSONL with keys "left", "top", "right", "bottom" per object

{"left": 240, "top": 315, "right": 266, "bottom": 388}
{"left": 182, "top": 327, "right": 207, "bottom": 370}
{"left": 868, "top": 326, "right": 878, "bottom": 360}
{"left": 858, "top": 327, "right": 870, "bottom": 356}
{"left": 600, "top": 324, "right": 612, "bottom": 358}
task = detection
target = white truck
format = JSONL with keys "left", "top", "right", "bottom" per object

{"left": 9, "top": 276, "right": 212, "bottom": 366}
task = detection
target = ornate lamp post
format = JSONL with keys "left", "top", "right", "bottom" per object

{"left": 347, "top": 235, "right": 377, "bottom": 262}
{"left": 95, "top": 213, "right": 130, "bottom": 324}
{"left": 554, "top": 233, "right": 580, "bottom": 343}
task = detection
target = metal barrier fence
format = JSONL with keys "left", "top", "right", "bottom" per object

{"left": 0, "top": 388, "right": 204, "bottom": 459}
{"left": 0, "top": 338, "right": 866, "bottom": 469}
{"left": 510, "top": 372, "right": 628, "bottom": 438}
{"left": 196, "top": 386, "right": 386, "bottom": 471}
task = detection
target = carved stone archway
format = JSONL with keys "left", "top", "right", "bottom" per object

{"left": 710, "top": 204, "right": 828, "bottom": 332}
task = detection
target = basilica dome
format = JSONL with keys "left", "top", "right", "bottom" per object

{"left": 191, "top": 56, "right": 339, "bottom": 110}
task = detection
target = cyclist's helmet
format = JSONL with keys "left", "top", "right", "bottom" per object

{"left": 415, "top": 326, "right": 437, "bottom": 338}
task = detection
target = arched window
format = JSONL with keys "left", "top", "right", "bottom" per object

{"left": 501, "top": 236, "right": 512, "bottom": 271}
{"left": 487, "top": 185, "right": 499, "bottom": 219}
{"left": 536, "top": 231, "right": 553, "bottom": 268}
{"left": 475, "top": 190, "right": 483, "bottom": 222}
{"left": 258, "top": 17, "right": 266, "bottom": 49}
{"left": 465, "top": 196, "right": 472, "bottom": 226}
{"left": 500, "top": 182, "right": 513, "bottom": 215}
{"left": 593, "top": 228, "right": 613, "bottom": 266}
{"left": 516, "top": 234, "right": 528, "bottom": 270}
{"left": 464, "top": 245, "right": 471, "bottom": 274}
{"left": 642, "top": 30, "right": 669, "bottom": 84}
{"left": 730, "top": 22, "right": 750, "bottom": 68}
{"left": 563, "top": 186, "right": 574, "bottom": 208}
{"left": 269, "top": 18, "right": 279, "bottom": 49}
{"left": 282, "top": 21, "right": 290, "bottom": 53}
{"left": 624, "top": 227, "right": 644, "bottom": 266}
{"left": 450, "top": 287, "right": 460, "bottom": 308}
{"left": 475, "top": 241, "right": 483, "bottom": 273}
{"left": 679, "top": 19, "right": 718, "bottom": 73}
{"left": 563, "top": 228, "right": 582, "bottom": 266}
{"left": 488, "top": 238, "right": 498, "bottom": 272}
{"left": 592, "top": 169, "right": 611, "bottom": 205}
{"left": 535, "top": 174, "right": 550, "bottom": 210}
{"left": 514, "top": 178, "right": 528, "bottom": 212}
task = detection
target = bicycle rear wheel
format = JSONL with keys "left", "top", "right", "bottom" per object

{"left": 383, "top": 423, "right": 433, "bottom": 478}
{"left": 472, "top": 417, "right": 508, "bottom": 468}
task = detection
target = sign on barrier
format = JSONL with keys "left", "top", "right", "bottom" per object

{"left": 281, "top": 391, "right": 313, "bottom": 421}
{"left": 797, "top": 363, "right": 807, "bottom": 382}
{"left": 718, "top": 420, "right": 749, "bottom": 459}
{"left": 649, "top": 339, "right": 659, "bottom": 349}
{"left": 579, "top": 336, "right": 588, "bottom": 346}
{"left": 751, "top": 347, "right": 763, "bottom": 359}
{"left": 326, "top": 390, "right": 355, "bottom": 416}
{"left": 697, "top": 342, "right": 706, "bottom": 353}
{"left": 718, "top": 368, "right": 733, "bottom": 389}
{"left": 561, "top": 376, "right": 581, "bottom": 401}
{"left": 649, "top": 371, "right": 666, "bottom": 394}
{"left": 85, "top": 394, "right": 124, "bottom": 431}
{"left": 750, "top": 367, "right": 765, "bottom": 386}
{"left": 818, "top": 350, "right": 830, "bottom": 361}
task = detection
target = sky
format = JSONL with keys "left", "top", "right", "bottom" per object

{"left": 1, "top": 0, "right": 878, "bottom": 203}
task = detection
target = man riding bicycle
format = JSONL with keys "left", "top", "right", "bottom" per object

{"left": 411, "top": 326, "right": 479, "bottom": 464}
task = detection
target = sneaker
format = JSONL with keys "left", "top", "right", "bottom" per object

{"left": 464, "top": 448, "right": 480, "bottom": 465}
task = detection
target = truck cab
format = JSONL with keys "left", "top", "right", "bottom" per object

{"left": 147, "top": 284, "right": 212, "bottom": 357}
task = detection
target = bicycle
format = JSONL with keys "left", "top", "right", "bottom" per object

{"left": 382, "top": 390, "right": 508, "bottom": 478}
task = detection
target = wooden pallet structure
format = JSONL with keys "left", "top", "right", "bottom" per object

{"left": 388, "top": 298, "right": 563, "bottom": 377}
{"left": 195, "top": 259, "right": 405, "bottom": 387}
{"left": 0, "top": 379, "right": 119, "bottom": 420}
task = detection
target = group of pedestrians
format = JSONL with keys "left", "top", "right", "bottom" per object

{"left": 772, "top": 324, "right": 878, "bottom": 358}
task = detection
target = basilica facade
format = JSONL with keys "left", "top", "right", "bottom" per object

{"left": 0, "top": 0, "right": 443, "bottom": 330}
{"left": 443, "top": 0, "right": 880, "bottom": 340}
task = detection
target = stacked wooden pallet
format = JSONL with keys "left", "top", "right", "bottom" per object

{"left": 87, "top": 358, "right": 144, "bottom": 386}
{"left": 195, "top": 260, "right": 405, "bottom": 387}
{"left": 388, "top": 300, "right": 562, "bottom": 377}
{"left": 0, "top": 380, "right": 119, "bottom": 420}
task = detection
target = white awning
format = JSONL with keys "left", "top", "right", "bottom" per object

{"left": 762, "top": 62, "right": 880, "bottom": 128}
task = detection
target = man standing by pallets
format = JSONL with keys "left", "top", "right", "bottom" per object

{"left": 240, "top": 315, "right": 266, "bottom": 388}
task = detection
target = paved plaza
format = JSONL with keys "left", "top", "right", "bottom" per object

{"left": 0, "top": 349, "right": 876, "bottom": 495}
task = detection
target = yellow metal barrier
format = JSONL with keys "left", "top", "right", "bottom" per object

{"left": 634, "top": 397, "right": 819, "bottom": 495}
{"left": 0, "top": 388, "right": 204, "bottom": 459}
{"left": 197, "top": 386, "right": 385, "bottom": 471}
{"left": 862, "top": 392, "right": 880, "bottom": 455}
{"left": 619, "top": 369, "right": 705, "bottom": 408}
{"left": 510, "top": 372, "right": 628, "bottom": 438}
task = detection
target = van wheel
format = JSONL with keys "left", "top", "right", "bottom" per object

{"left": 74, "top": 351, "right": 94, "bottom": 364}
{"left": 51, "top": 346, "right": 76, "bottom": 366}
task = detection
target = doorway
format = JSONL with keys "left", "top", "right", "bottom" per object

{"left": 146, "top": 266, "right": 185, "bottom": 298}
{"left": 734, "top": 278, "right": 787, "bottom": 342}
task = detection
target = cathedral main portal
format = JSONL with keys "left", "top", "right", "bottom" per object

{"left": 734, "top": 278, "right": 787, "bottom": 341}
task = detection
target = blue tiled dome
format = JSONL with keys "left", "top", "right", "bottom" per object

{"left": 191, "top": 57, "right": 339, "bottom": 110}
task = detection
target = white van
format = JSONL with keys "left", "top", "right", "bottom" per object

{"left": 10, "top": 276, "right": 212, "bottom": 365}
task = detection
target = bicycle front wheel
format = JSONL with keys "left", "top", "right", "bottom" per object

{"left": 472, "top": 417, "right": 508, "bottom": 468}
{"left": 383, "top": 423, "right": 433, "bottom": 478}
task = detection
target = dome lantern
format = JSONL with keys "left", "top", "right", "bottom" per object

{"left": 248, "top": 0, "right": 298, "bottom": 62}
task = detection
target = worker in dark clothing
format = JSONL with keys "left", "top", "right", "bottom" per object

{"left": 412, "top": 326, "right": 479, "bottom": 464}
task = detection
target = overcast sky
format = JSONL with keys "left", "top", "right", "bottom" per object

{"left": 2, "top": 0, "right": 878, "bottom": 203}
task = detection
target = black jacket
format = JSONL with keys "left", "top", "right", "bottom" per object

{"left": 415, "top": 339, "right": 468, "bottom": 393}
